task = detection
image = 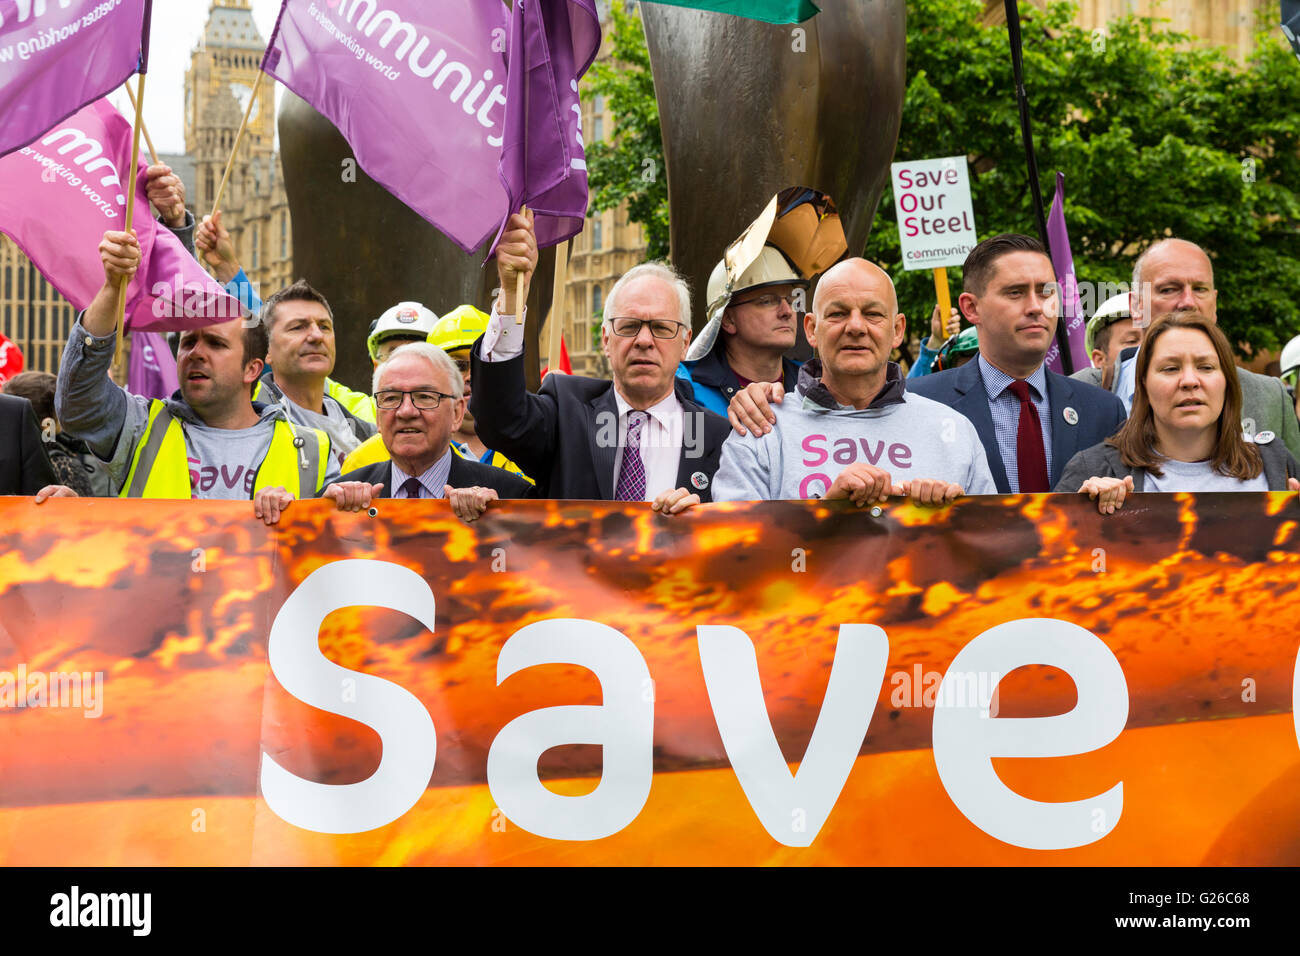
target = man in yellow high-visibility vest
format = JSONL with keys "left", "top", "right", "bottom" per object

{"left": 54, "top": 230, "right": 338, "bottom": 512}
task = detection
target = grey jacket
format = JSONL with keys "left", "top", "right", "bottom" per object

{"left": 54, "top": 317, "right": 339, "bottom": 495}
{"left": 1055, "top": 439, "right": 1299, "bottom": 492}
{"left": 1069, "top": 366, "right": 1104, "bottom": 388}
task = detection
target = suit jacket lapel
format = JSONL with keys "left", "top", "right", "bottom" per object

{"left": 952, "top": 360, "right": 1010, "bottom": 493}
{"left": 673, "top": 400, "right": 702, "bottom": 493}
{"left": 1045, "top": 372, "right": 1076, "bottom": 488}
{"left": 447, "top": 454, "right": 468, "bottom": 491}
{"left": 588, "top": 387, "right": 619, "bottom": 499}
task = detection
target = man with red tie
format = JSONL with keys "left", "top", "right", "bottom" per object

{"left": 907, "top": 234, "right": 1127, "bottom": 494}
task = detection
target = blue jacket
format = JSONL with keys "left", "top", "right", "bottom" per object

{"left": 907, "top": 356, "right": 1128, "bottom": 494}
{"left": 676, "top": 345, "right": 801, "bottom": 417}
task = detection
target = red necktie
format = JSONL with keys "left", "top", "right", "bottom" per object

{"left": 1008, "top": 380, "right": 1049, "bottom": 493}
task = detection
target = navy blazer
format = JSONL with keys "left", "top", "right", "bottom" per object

{"left": 469, "top": 345, "right": 730, "bottom": 501}
{"left": 907, "top": 357, "right": 1128, "bottom": 494}
{"left": 330, "top": 454, "right": 534, "bottom": 500}
{"left": 0, "top": 394, "right": 56, "bottom": 495}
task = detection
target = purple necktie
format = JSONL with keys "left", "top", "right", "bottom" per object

{"left": 615, "top": 411, "right": 648, "bottom": 501}
{"left": 401, "top": 477, "right": 424, "bottom": 499}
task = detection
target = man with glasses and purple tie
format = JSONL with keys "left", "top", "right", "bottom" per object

{"left": 469, "top": 211, "right": 730, "bottom": 512}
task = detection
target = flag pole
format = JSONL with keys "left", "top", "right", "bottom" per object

{"left": 514, "top": 204, "right": 530, "bottom": 326}
{"left": 932, "top": 267, "right": 951, "bottom": 330}
{"left": 1003, "top": 0, "right": 1074, "bottom": 373}
{"left": 209, "top": 69, "right": 265, "bottom": 218}
{"left": 114, "top": 70, "right": 148, "bottom": 370}
{"left": 123, "top": 81, "right": 160, "bottom": 166}
{"left": 545, "top": 240, "right": 570, "bottom": 375}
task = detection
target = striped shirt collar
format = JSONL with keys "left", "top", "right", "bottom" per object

{"left": 390, "top": 447, "right": 453, "bottom": 499}
{"left": 978, "top": 354, "right": 1048, "bottom": 403}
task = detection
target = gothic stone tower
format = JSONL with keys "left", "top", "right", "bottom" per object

{"left": 185, "top": 1, "right": 292, "bottom": 296}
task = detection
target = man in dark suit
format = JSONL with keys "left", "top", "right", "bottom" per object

{"left": 469, "top": 211, "right": 730, "bottom": 512}
{"left": 255, "top": 342, "right": 530, "bottom": 525}
{"left": 907, "top": 234, "right": 1128, "bottom": 493}
{"left": 0, "top": 393, "right": 59, "bottom": 496}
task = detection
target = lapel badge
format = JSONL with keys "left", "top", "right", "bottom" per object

{"left": 1062, "top": 406, "right": 1079, "bottom": 426}
{"left": 1254, "top": 430, "right": 1275, "bottom": 445}
{"left": 691, "top": 471, "right": 710, "bottom": 490}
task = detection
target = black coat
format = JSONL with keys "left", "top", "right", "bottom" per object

{"left": 332, "top": 453, "right": 533, "bottom": 499}
{"left": 469, "top": 347, "right": 730, "bottom": 500}
{"left": 0, "top": 394, "right": 56, "bottom": 495}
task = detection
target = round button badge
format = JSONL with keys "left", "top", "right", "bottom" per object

{"left": 1062, "top": 407, "right": 1079, "bottom": 426}
{"left": 691, "top": 472, "right": 709, "bottom": 490}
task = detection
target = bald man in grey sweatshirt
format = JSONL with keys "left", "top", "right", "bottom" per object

{"left": 714, "top": 259, "right": 997, "bottom": 505}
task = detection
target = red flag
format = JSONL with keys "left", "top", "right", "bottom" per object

{"left": 0, "top": 333, "right": 23, "bottom": 384}
{"left": 541, "top": 334, "right": 572, "bottom": 378}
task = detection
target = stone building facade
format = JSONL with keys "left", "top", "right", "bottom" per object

{"left": 184, "top": 0, "right": 293, "bottom": 299}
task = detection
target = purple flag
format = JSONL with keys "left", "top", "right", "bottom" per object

{"left": 1044, "top": 171, "right": 1088, "bottom": 375}
{"left": 263, "top": 0, "right": 514, "bottom": 254}
{"left": 495, "top": 0, "right": 601, "bottom": 251}
{"left": 0, "top": 99, "right": 243, "bottom": 330}
{"left": 0, "top": 0, "right": 151, "bottom": 159}
{"left": 127, "top": 329, "right": 178, "bottom": 400}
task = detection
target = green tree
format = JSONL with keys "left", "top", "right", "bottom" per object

{"left": 589, "top": 0, "right": 1300, "bottom": 356}
{"left": 871, "top": 0, "right": 1300, "bottom": 357}
{"left": 584, "top": 0, "right": 670, "bottom": 260}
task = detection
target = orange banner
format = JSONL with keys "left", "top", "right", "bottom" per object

{"left": 0, "top": 493, "right": 1296, "bottom": 865}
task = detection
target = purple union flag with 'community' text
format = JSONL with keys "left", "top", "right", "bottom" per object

{"left": 0, "top": 0, "right": 152, "bottom": 159}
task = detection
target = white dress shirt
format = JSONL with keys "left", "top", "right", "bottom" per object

{"left": 479, "top": 304, "right": 683, "bottom": 499}
{"left": 611, "top": 389, "right": 684, "bottom": 501}
{"left": 390, "top": 448, "right": 452, "bottom": 499}
{"left": 479, "top": 304, "right": 529, "bottom": 362}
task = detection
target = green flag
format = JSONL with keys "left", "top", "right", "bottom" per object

{"left": 642, "top": 0, "right": 820, "bottom": 25}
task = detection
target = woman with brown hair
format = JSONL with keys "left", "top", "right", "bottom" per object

{"left": 1055, "top": 311, "right": 1300, "bottom": 512}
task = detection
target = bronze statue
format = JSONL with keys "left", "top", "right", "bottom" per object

{"left": 279, "top": 2, "right": 905, "bottom": 388}
{"left": 641, "top": 1, "right": 906, "bottom": 332}
{"left": 278, "top": 91, "right": 554, "bottom": 392}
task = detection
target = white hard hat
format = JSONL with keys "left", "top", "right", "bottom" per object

{"left": 1084, "top": 293, "right": 1132, "bottom": 355}
{"left": 367, "top": 302, "right": 439, "bottom": 361}
{"left": 688, "top": 246, "right": 804, "bottom": 361}
{"left": 1280, "top": 334, "right": 1300, "bottom": 378}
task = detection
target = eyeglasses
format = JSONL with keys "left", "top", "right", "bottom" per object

{"left": 609, "top": 318, "right": 687, "bottom": 339}
{"left": 732, "top": 292, "right": 799, "bottom": 310}
{"left": 374, "top": 388, "right": 456, "bottom": 410}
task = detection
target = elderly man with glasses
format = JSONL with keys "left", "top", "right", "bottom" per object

{"left": 256, "top": 341, "right": 532, "bottom": 525}
{"left": 468, "top": 211, "right": 730, "bottom": 508}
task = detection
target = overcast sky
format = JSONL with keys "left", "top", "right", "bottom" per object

{"left": 107, "top": 1, "right": 284, "bottom": 155}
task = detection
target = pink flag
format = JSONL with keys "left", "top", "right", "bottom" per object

{"left": 0, "top": 0, "right": 152, "bottom": 158}
{"left": 494, "top": 0, "right": 601, "bottom": 252}
{"left": 263, "top": 0, "right": 513, "bottom": 254}
{"left": 0, "top": 99, "right": 242, "bottom": 331}
{"left": 127, "top": 330, "right": 179, "bottom": 400}
{"left": 1044, "top": 172, "right": 1089, "bottom": 375}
